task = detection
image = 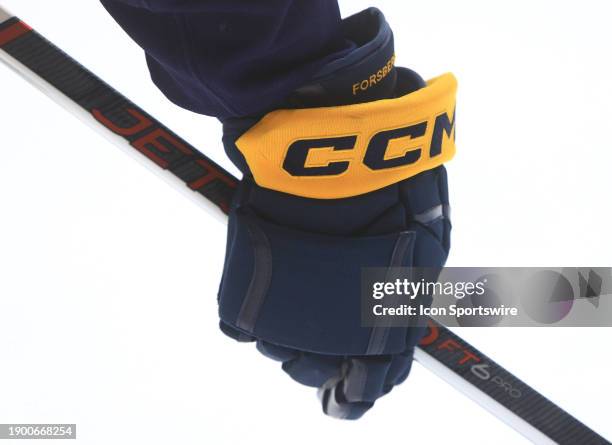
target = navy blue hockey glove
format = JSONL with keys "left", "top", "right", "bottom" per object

{"left": 218, "top": 8, "right": 456, "bottom": 419}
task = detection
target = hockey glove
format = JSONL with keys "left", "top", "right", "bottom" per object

{"left": 217, "top": 8, "right": 456, "bottom": 419}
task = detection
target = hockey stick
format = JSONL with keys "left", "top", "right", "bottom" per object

{"left": 0, "top": 8, "right": 608, "bottom": 445}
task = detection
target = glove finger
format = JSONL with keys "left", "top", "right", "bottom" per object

{"left": 256, "top": 340, "right": 299, "bottom": 362}
{"left": 282, "top": 352, "right": 343, "bottom": 388}
{"left": 319, "top": 376, "right": 373, "bottom": 420}
{"left": 342, "top": 356, "right": 393, "bottom": 404}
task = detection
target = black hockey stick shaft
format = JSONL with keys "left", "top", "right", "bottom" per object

{"left": 0, "top": 10, "right": 608, "bottom": 445}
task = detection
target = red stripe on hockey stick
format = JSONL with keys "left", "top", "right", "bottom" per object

{"left": 0, "top": 21, "right": 32, "bottom": 47}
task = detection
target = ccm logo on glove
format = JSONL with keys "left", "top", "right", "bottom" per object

{"left": 236, "top": 73, "right": 457, "bottom": 199}
{"left": 282, "top": 111, "right": 454, "bottom": 176}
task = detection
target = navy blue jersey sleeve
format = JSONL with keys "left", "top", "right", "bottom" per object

{"left": 100, "top": 0, "right": 353, "bottom": 118}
